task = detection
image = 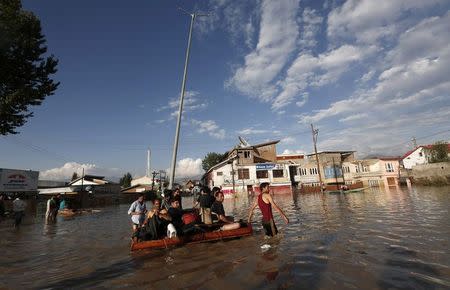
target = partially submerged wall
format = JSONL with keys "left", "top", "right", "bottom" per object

{"left": 411, "top": 162, "right": 450, "bottom": 186}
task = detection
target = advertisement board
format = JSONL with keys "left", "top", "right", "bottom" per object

{"left": 0, "top": 168, "right": 39, "bottom": 192}
{"left": 256, "top": 163, "right": 276, "bottom": 170}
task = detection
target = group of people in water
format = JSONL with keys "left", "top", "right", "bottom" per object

{"left": 128, "top": 182, "right": 289, "bottom": 242}
{"left": 45, "top": 193, "right": 64, "bottom": 223}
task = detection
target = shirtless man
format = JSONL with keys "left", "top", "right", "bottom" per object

{"left": 247, "top": 182, "right": 289, "bottom": 236}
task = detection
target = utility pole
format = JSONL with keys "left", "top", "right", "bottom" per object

{"left": 311, "top": 124, "right": 324, "bottom": 193}
{"left": 147, "top": 147, "right": 151, "bottom": 177}
{"left": 231, "top": 160, "right": 236, "bottom": 194}
{"left": 169, "top": 8, "right": 209, "bottom": 189}
{"left": 151, "top": 171, "right": 157, "bottom": 191}
{"left": 411, "top": 136, "right": 417, "bottom": 148}
{"left": 81, "top": 168, "right": 84, "bottom": 188}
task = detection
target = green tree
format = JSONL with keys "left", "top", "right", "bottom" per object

{"left": 120, "top": 172, "right": 133, "bottom": 188}
{"left": 202, "top": 152, "right": 226, "bottom": 172}
{"left": 71, "top": 172, "right": 78, "bottom": 181}
{"left": 0, "top": 0, "right": 59, "bottom": 135}
{"left": 429, "top": 141, "right": 449, "bottom": 163}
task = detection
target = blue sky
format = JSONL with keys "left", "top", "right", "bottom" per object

{"left": 1, "top": 0, "right": 449, "bottom": 180}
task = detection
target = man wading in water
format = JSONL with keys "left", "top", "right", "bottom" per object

{"left": 247, "top": 182, "right": 289, "bottom": 236}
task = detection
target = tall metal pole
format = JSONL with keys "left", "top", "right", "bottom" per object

{"left": 311, "top": 124, "right": 324, "bottom": 193}
{"left": 147, "top": 147, "right": 151, "bottom": 177}
{"left": 169, "top": 13, "right": 196, "bottom": 189}
{"left": 81, "top": 167, "right": 84, "bottom": 192}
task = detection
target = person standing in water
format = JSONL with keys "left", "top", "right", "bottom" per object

{"left": 247, "top": 182, "right": 289, "bottom": 236}
{"left": 128, "top": 193, "right": 147, "bottom": 233}
{"left": 13, "top": 196, "right": 26, "bottom": 228}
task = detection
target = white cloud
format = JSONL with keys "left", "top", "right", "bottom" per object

{"left": 237, "top": 127, "right": 269, "bottom": 135}
{"left": 298, "top": 8, "right": 323, "bottom": 49}
{"left": 339, "top": 113, "right": 368, "bottom": 123}
{"left": 327, "top": 0, "right": 444, "bottom": 43}
{"left": 300, "top": 12, "right": 450, "bottom": 124}
{"left": 281, "top": 136, "right": 296, "bottom": 145}
{"left": 40, "top": 162, "right": 121, "bottom": 181}
{"left": 158, "top": 91, "right": 208, "bottom": 121}
{"left": 192, "top": 119, "right": 226, "bottom": 139}
{"left": 319, "top": 107, "right": 450, "bottom": 156}
{"left": 174, "top": 158, "right": 204, "bottom": 178}
{"left": 195, "top": 0, "right": 260, "bottom": 48}
{"left": 272, "top": 44, "right": 376, "bottom": 110}
{"left": 359, "top": 70, "right": 375, "bottom": 83}
{"left": 296, "top": 92, "right": 308, "bottom": 107}
{"left": 229, "top": 0, "right": 300, "bottom": 101}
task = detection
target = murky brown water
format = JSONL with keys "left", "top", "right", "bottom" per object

{"left": 1, "top": 186, "right": 449, "bottom": 290}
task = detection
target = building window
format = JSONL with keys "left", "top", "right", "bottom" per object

{"left": 343, "top": 166, "right": 350, "bottom": 173}
{"left": 238, "top": 168, "right": 249, "bottom": 179}
{"left": 385, "top": 163, "right": 395, "bottom": 172}
{"left": 355, "top": 166, "right": 360, "bottom": 173}
{"left": 362, "top": 166, "right": 369, "bottom": 173}
{"left": 368, "top": 180, "right": 379, "bottom": 187}
{"left": 217, "top": 171, "right": 223, "bottom": 176}
{"left": 299, "top": 168, "right": 307, "bottom": 176}
{"left": 244, "top": 151, "right": 251, "bottom": 158}
{"left": 256, "top": 170, "right": 268, "bottom": 179}
{"left": 309, "top": 168, "right": 318, "bottom": 175}
{"left": 272, "top": 169, "right": 284, "bottom": 178}
{"left": 419, "top": 152, "right": 423, "bottom": 157}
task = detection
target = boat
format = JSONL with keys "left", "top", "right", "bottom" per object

{"left": 346, "top": 187, "right": 368, "bottom": 193}
{"left": 130, "top": 223, "right": 253, "bottom": 251}
{"left": 58, "top": 209, "right": 81, "bottom": 216}
{"left": 58, "top": 208, "right": 101, "bottom": 216}
{"left": 327, "top": 187, "right": 368, "bottom": 194}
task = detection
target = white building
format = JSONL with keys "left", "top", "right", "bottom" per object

{"left": 69, "top": 175, "right": 121, "bottom": 194}
{"left": 402, "top": 144, "right": 450, "bottom": 169}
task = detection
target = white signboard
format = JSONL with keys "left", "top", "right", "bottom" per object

{"left": 0, "top": 168, "right": 39, "bottom": 192}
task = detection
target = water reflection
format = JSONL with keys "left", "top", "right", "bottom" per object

{"left": 0, "top": 186, "right": 449, "bottom": 289}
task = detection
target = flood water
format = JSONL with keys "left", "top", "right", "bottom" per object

{"left": 1, "top": 186, "right": 449, "bottom": 290}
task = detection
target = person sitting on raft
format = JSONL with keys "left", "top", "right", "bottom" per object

{"left": 172, "top": 188, "right": 183, "bottom": 209}
{"left": 144, "top": 199, "right": 171, "bottom": 223}
{"left": 168, "top": 196, "right": 184, "bottom": 232}
{"left": 211, "top": 191, "right": 233, "bottom": 224}
{"left": 136, "top": 198, "right": 171, "bottom": 241}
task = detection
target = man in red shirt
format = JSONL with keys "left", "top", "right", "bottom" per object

{"left": 247, "top": 182, "right": 289, "bottom": 236}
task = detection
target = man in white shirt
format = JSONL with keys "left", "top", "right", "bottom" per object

{"left": 127, "top": 193, "right": 147, "bottom": 233}
{"left": 13, "top": 196, "right": 26, "bottom": 228}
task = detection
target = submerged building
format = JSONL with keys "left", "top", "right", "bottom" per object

{"left": 202, "top": 139, "right": 296, "bottom": 197}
